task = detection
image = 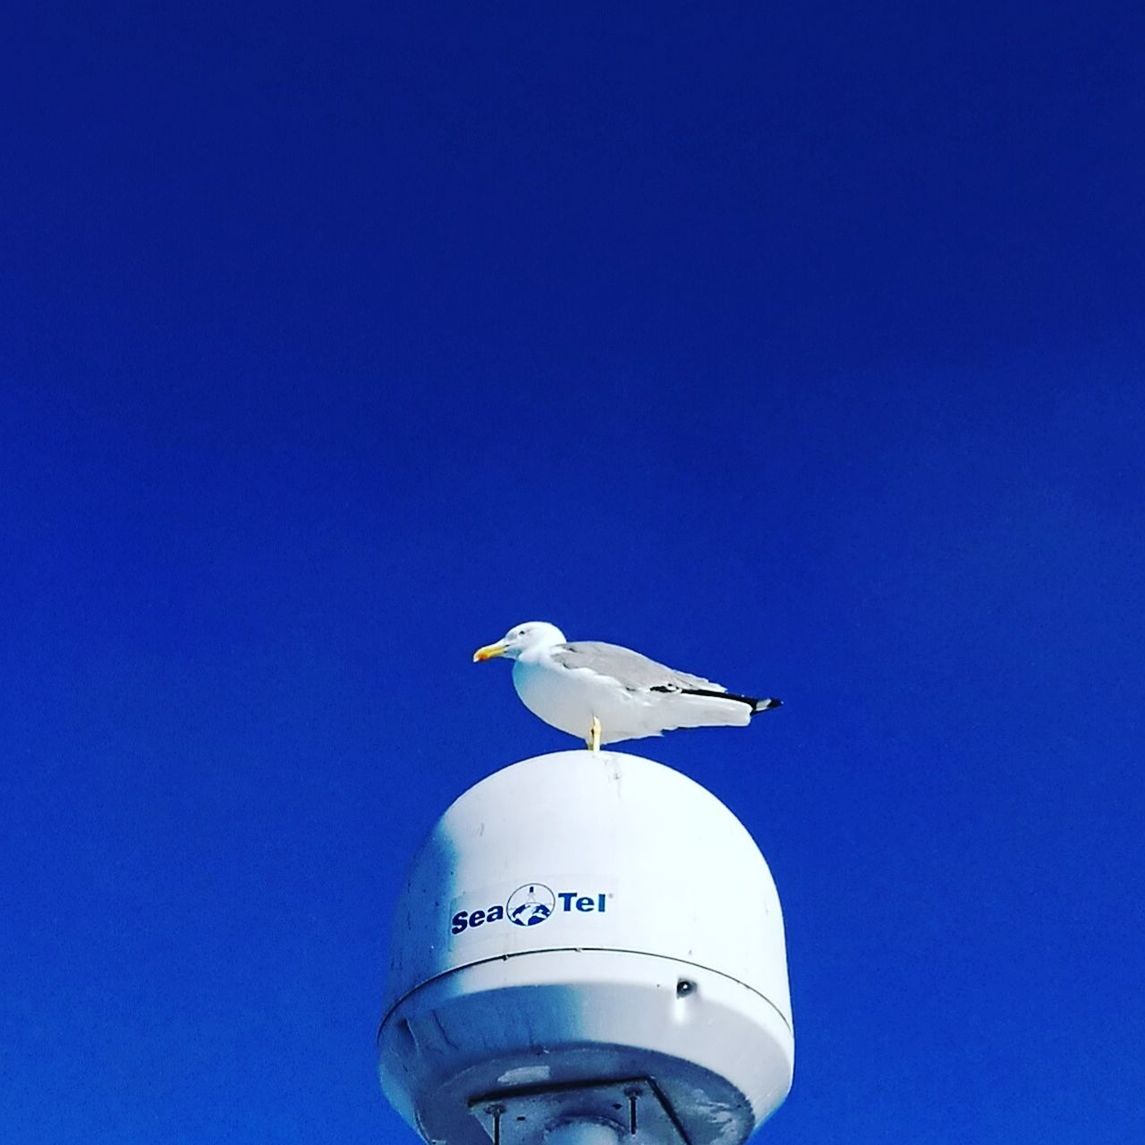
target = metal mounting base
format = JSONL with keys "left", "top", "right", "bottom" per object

{"left": 470, "top": 1078, "right": 688, "bottom": 1145}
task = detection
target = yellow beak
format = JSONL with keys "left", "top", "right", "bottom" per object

{"left": 473, "top": 642, "right": 508, "bottom": 662}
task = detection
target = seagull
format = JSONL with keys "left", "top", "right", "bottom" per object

{"left": 473, "top": 621, "right": 781, "bottom": 751}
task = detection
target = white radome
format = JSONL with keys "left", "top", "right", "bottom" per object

{"left": 378, "top": 750, "right": 795, "bottom": 1144}
{"left": 473, "top": 620, "right": 782, "bottom": 749}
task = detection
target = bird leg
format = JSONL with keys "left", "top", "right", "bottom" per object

{"left": 586, "top": 716, "right": 602, "bottom": 753}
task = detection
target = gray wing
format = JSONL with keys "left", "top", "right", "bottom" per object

{"left": 551, "top": 641, "right": 723, "bottom": 693}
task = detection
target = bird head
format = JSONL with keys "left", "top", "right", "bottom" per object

{"left": 473, "top": 621, "right": 566, "bottom": 662}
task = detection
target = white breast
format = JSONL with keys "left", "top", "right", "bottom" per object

{"left": 512, "top": 657, "right": 607, "bottom": 738}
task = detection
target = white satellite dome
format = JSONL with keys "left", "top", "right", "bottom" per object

{"left": 378, "top": 750, "right": 794, "bottom": 1145}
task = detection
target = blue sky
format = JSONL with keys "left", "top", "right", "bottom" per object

{"left": 3, "top": 3, "right": 1143, "bottom": 1142}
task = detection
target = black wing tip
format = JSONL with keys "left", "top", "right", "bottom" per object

{"left": 680, "top": 689, "right": 783, "bottom": 713}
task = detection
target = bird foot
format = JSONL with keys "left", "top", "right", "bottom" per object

{"left": 586, "top": 716, "right": 602, "bottom": 753}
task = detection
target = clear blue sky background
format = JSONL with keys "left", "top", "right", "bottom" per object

{"left": 3, "top": 3, "right": 1142, "bottom": 1142}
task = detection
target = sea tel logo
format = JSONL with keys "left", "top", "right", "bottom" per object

{"left": 451, "top": 881, "right": 610, "bottom": 935}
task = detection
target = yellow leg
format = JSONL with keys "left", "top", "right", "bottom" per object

{"left": 586, "top": 716, "right": 602, "bottom": 753}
